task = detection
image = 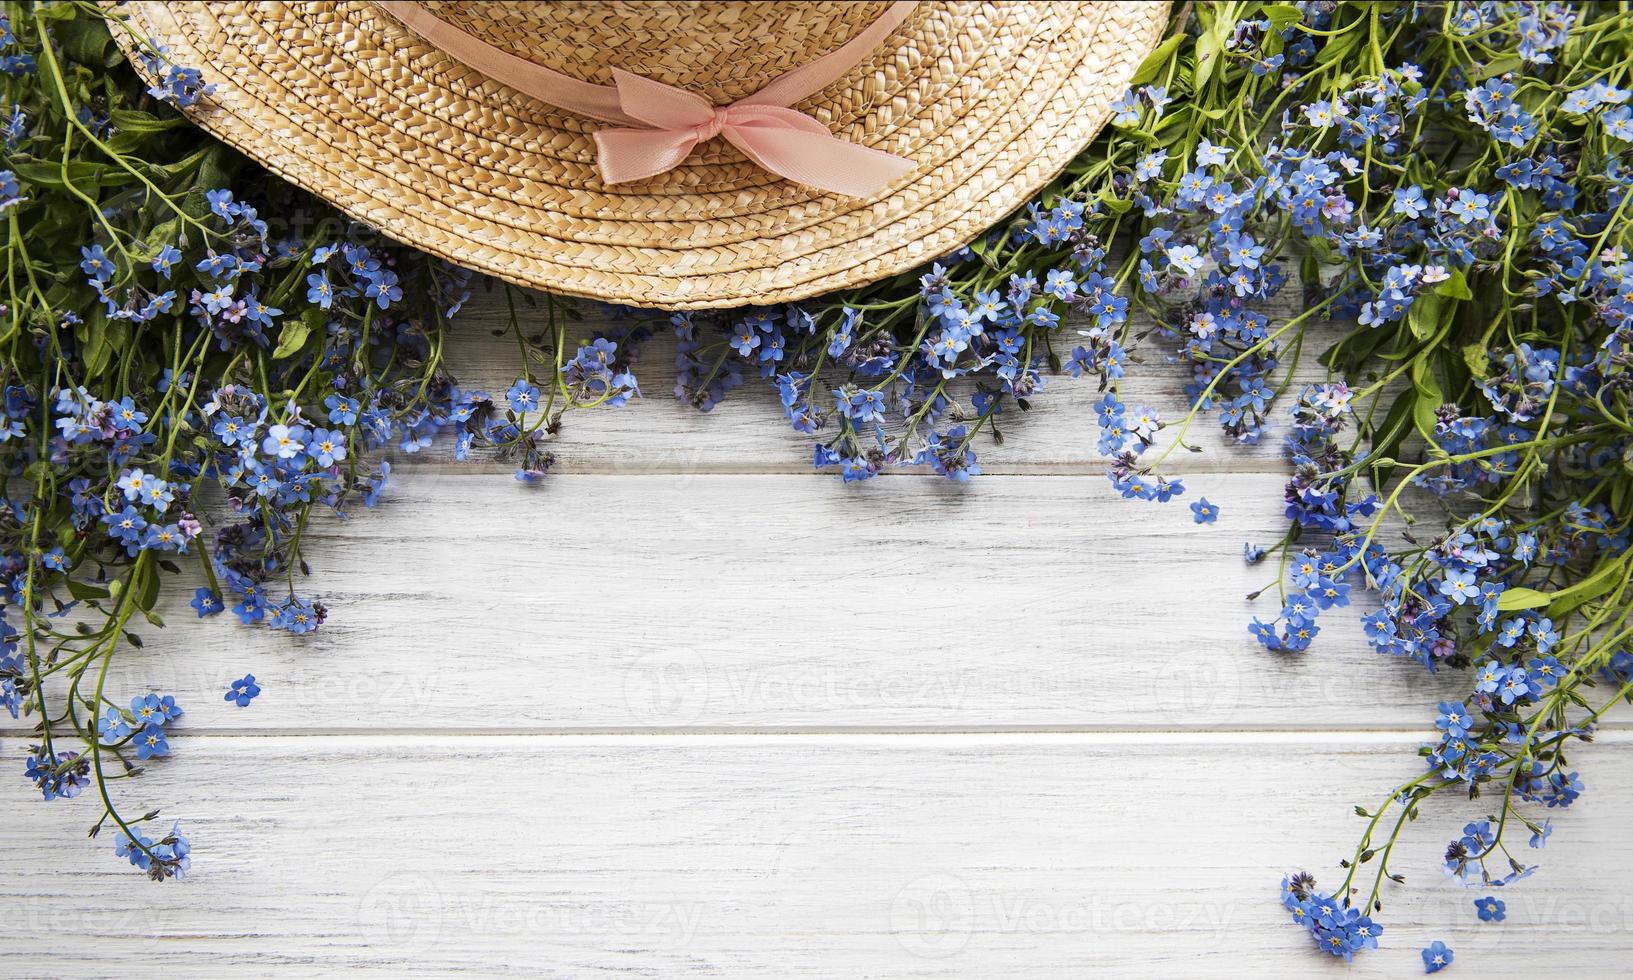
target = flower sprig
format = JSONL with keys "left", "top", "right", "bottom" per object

{"left": 0, "top": 2, "right": 639, "bottom": 877}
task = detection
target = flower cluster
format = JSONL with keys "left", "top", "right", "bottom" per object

{"left": 115, "top": 821, "right": 191, "bottom": 881}
{"left": 499, "top": 332, "right": 642, "bottom": 482}
{"left": 1280, "top": 872, "right": 1383, "bottom": 962}
{"left": 663, "top": 201, "right": 1128, "bottom": 482}
{"left": 1089, "top": 1, "right": 1633, "bottom": 965}
{"left": 3, "top": 5, "right": 652, "bottom": 881}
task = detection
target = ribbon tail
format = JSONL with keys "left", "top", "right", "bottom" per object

{"left": 722, "top": 125, "right": 914, "bottom": 198}
{"left": 592, "top": 128, "right": 701, "bottom": 185}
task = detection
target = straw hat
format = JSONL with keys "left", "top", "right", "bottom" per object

{"left": 115, "top": 2, "right": 1167, "bottom": 309}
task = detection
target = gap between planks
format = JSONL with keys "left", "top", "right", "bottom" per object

{"left": 9, "top": 730, "right": 1628, "bottom": 744}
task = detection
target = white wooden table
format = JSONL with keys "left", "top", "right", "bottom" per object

{"left": 5, "top": 288, "right": 1630, "bottom": 977}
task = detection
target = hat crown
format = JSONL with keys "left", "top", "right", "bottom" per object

{"left": 412, "top": 1, "right": 901, "bottom": 103}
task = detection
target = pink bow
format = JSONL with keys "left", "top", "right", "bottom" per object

{"left": 380, "top": 1, "right": 920, "bottom": 198}
{"left": 592, "top": 69, "right": 915, "bottom": 197}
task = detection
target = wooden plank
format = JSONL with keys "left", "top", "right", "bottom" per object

{"left": 388, "top": 285, "right": 1354, "bottom": 475}
{"left": 13, "top": 472, "right": 1463, "bottom": 735}
{"left": 2, "top": 732, "right": 1626, "bottom": 977}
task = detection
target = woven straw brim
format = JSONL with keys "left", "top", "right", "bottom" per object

{"left": 115, "top": 2, "right": 1167, "bottom": 310}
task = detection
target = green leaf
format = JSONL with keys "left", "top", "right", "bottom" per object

{"left": 1435, "top": 267, "right": 1473, "bottom": 301}
{"left": 1410, "top": 358, "right": 1443, "bottom": 445}
{"left": 1128, "top": 34, "right": 1184, "bottom": 87}
{"left": 107, "top": 109, "right": 191, "bottom": 135}
{"left": 136, "top": 568, "right": 160, "bottom": 613}
{"left": 1547, "top": 560, "right": 1629, "bottom": 615}
{"left": 65, "top": 579, "right": 111, "bottom": 601}
{"left": 271, "top": 314, "right": 314, "bottom": 360}
{"left": 1461, "top": 342, "right": 1488, "bottom": 378}
{"left": 1096, "top": 191, "right": 1133, "bottom": 214}
{"left": 1468, "top": 54, "right": 1523, "bottom": 80}
{"left": 1367, "top": 388, "right": 1417, "bottom": 465}
{"left": 1499, "top": 560, "right": 1628, "bottom": 614}
{"left": 1495, "top": 587, "right": 1551, "bottom": 611}
{"left": 1264, "top": 4, "right": 1304, "bottom": 28}
{"left": 8, "top": 159, "right": 134, "bottom": 194}
{"left": 57, "top": 16, "right": 121, "bottom": 68}
{"left": 1193, "top": 26, "right": 1224, "bottom": 91}
{"left": 82, "top": 309, "right": 113, "bottom": 376}
{"left": 1409, "top": 357, "right": 1441, "bottom": 403}
{"left": 1406, "top": 290, "right": 1443, "bottom": 341}
{"left": 1314, "top": 29, "right": 1362, "bottom": 66}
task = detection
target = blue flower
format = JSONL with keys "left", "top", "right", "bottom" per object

{"left": 102, "top": 505, "right": 148, "bottom": 546}
{"left": 225, "top": 674, "right": 261, "bottom": 707}
{"left": 1439, "top": 569, "right": 1479, "bottom": 604}
{"left": 108, "top": 396, "right": 147, "bottom": 432}
{"left": 129, "top": 693, "right": 181, "bottom": 727}
{"left": 305, "top": 272, "right": 334, "bottom": 309}
{"left": 114, "top": 821, "right": 191, "bottom": 879}
{"left": 1435, "top": 701, "right": 1472, "bottom": 737}
{"left": 1190, "top": 497, "right": 1219, "bottom": 524}
{"left": 364, "top": 268, "right": 402, "bottom": 309}
{"left": 1109, "top": 90, "right": 1140, "bottom": 125}
{"left": 1606, "top": 105, "right": 1633, "bottom": 142}
{"left": 261, "top": 422, "right": 306, "bottom": 460}
{"left": 151, "top": 244, "right": 181, "bottom": 278}
{"left": 243, "top": 291, "right": 281, "bottom": 328}
{"left": 1307, "top": 577, "right": 1349, "bottom": 609}
{"left": 191, "top": 587, "right": 223, "bottom": 617}
{"left": 79, "top": 244, "right": 114, "bottom": 283}
{"left": 325, "top": 393, "right": 360, "bottom": 425}
{"left": 212, "top": 415, "right": 252, "bottom": 447}
{"left": 133, "top": 723, "right": 169, "bottom": 760}
{"left": 306, "top": 427, "right": 347, "bottom": 467}
{"left": 205, "top": 188, "right": 239, "bottom": 220}
{"left": 274, "top": 597, "right": 321, "bottom": 634}
{"left": 115, "top": 830, "right": 154, "bottom": 869}
{"left": 835, "top": 388, "right": 886, "bottom": 424}
{"left": 0, "top": 169, "right": 23, "bottom": 211}
{"left": 138, "top": 472, "right": 173, "bottom": 510}
{"left": 1421, "top": 941, "right": 1452, "bottom": 973}
{"left": 1166, "top": 243, "right": 1203, "bottom": 276}
{"left": 1043, "top": 268, "right": 1077, "bottom": 300}
{"left": 97, "top": 708, "right": 131, "bottom": 743}
{"left": 506, "top": 379, "right": 540, "bottom": 412}
{"left": 1135, "top": 150, "right": 1167, "bottom": 182}
{"left": 1445, "top": 189, "right": 1491, "bottom": 223}
{"left": 141, "top": 523, "right": 185, "bottom": 552}
{"left": 730, "top": 323, "right": 761, "bottom": 356}
{"left": 1474, "top": 895, "right": 1505, "bottom": 922}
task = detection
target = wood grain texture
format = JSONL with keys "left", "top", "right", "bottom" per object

{"left": 4, "top": 733, "right": 1629, "bottom": 978}
{"left": 8, "top": 472, "right": 1468, "bottom": 736}
{"left": 5, "top": 292, "right": 1617, "bottom": 977}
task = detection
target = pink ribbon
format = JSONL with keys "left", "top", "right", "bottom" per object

{"left": 380, "top": 2, "right": 919, "bottom": 197}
